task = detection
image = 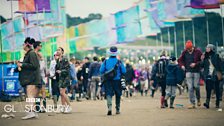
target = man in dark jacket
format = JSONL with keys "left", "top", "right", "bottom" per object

{"left": 100, "top": 46, "right": 126, "bottom": 116}
{"left": 81, "top": 57, "right": 91, "bottom": 99}
{"left": 178, "top": 40, "right": 202, "bottom": 109}
{"left": 125, "top": 62, "right": 135, "bottom": 97}
{"left": 16, "top": 37, "right": 41, "bottom": 120}
{"left": 88, "top": 56, "right": 101, "bottom": 100}
{"left": 200, "top": 44, "right": 223, "bottom": 109}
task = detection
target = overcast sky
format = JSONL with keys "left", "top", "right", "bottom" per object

{"left": 0, "top": 0, "right": 139, "bottom": 19}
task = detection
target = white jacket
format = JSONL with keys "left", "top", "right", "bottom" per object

{"left": 50, "top": 60, "right": 57, "bottom": 80}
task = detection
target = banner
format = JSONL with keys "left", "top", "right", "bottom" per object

{"left": 1, "top": 21, "right": 13, "bottom": 39}
{"left": 189, "top": 0, "right": 220, "bottom": 9}
{"left": 13, "top": 17, "right": 24, "bottom": 33}
{"left": 149, "top": 0, "right": 175, "bottom": 28}
{"left": 139, "top": 0, "right": 160, "bottom": 36}
{"left": 177, "top": 0, "right": 205, "bottom": 19}
{"left": 17, "top": 0, "right": 51, "bottom": 13}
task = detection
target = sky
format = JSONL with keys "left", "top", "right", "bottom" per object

{"left": 0, "top": 0, "right": 139, "bottom": 19}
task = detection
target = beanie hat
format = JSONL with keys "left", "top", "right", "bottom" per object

{"left": 206, "top": 44, "right": 216, "bottom": 52}
{"left": 169, "top": 56, "right": 176, "bottom": 62}
{"left": 185, "top": 40, "right": 193, "bottom": 50}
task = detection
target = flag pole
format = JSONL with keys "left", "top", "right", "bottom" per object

{"left": 182, "top": 21, "right": 186, "bottom": 48}
{"left": 192, "top": 19, "right": 196, "bottom": 46}
{"left": 206, "top": 11, "right": 210, "bottom": 44}
{"left": 221, "top": 5, "right": 224, "bottom": 46}
{"left": 10, "top": 0, "right": 16, "bottom": 64}
{"left": 174, "top": 25, "right": 177, "bottom": 58}
{"left": 167, "top": 27, "right": 171, "bottom": 56}
{"left": 160, "top": 31, "right": 163, "bottom": 48}
{"left": 0, "top": 18, "right": 4, "bottom": 92}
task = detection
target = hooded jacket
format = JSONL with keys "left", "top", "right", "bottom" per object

{"left": 166, "top": 63, "right": 184, "bottom": 86}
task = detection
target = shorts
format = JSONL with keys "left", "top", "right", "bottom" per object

{"left": 71, "top": 79, "right": 78, "bottom": 86}
{"left": 58, "top": 77, "right": 70, "bottom": 88}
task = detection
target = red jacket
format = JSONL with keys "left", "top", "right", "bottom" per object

{"left": 178, "top": 48, "right": 202, "bottom": 71}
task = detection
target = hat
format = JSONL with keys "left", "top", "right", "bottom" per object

{"left": 206, "top": 44, "right": 216, "bottom": 51}
{"left": 169, "top": 56, "right": 176, "bottom": 62}
{"left": 185, "top": 40, "right": 193, "bottom": 50}
{"left": 108, "top": 46, "right": 119, "bottom": 56}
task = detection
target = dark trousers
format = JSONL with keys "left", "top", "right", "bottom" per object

{"left": 205, "top": 79, "right": 220, "bottom": 106}
{"left": 158, "top": 79, "right": 166, "bottom": 97}
{"left": 83, "top": 79, "right": 89, "bottom": 93}
{"left": 51, "top": 79, "right": 59, "bottom": 96}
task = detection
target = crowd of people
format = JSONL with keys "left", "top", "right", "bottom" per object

{"left": 15, "top": 38, "right": 224, "bottom": 120}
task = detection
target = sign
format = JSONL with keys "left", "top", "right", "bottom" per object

{"left": 0, "top": 64, "right": 21, "bottom": 96}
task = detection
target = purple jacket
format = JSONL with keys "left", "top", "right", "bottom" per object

{"left": 178, "top": 48, "right": 202, "bottom": 72}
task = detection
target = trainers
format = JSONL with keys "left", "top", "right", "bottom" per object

{"left": 107, "top": 111, "right": 112, "bottom": 116}
{"left": 188, "top": 105, "right": 196, "bottom": 109}
{"left": 21, "top": 112, "right": 37, "bottom": 120}
{"left": 64, "top": 106, "right": 72, "bottom": 114}
{"left": 67, "top": 93, "right": 72, "bottom": 97}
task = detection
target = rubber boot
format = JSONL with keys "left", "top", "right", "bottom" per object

{"left": 115, "top": 96, "right": 121, "bottom": 114}
{"left": 161, "top": 96, "right": 165, "bottom": 108}
{"left": 164, "top": 96, "right": 169, "bottom": 108}
{"left": 170, "top": 97, "right": 175, "bottom": 109}
{"left": 106, "top": 96, "right": 112, "bottom": 116}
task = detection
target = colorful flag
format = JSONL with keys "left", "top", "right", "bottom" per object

{"left": 17, "top": 0, "right": 51, "bottom": 13}
{"left": 189, "top": 0, "right": 220, "bottom": 9}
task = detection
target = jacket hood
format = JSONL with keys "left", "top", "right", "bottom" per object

{"left": 166, "top": 64, "right": 178, "bottom": 73}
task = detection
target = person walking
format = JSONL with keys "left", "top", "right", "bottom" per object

{"left": 125, "top": 62, "right": 135, "bottom": 97}
{"left": 200, "top": 44, "right": 223, "bottom": 109}
{"left": 55, "top": 47, "right": 72, "bottom": 113}
{"left": 49, "top": 52, "right": 60, "bottom": 108}
{"left": 151, "top": 51, "right": 169, "bottom": 108}
{"left": 81, "top": 57, "right": 91, "bottom": 99}
{"left": 178, "top": 40, "right": 202, "bottom": 109}
{"left": 88, "top": 56, "right": 101, "bottom": 100}
{"left": 33, "top": 41, "right": 47, "bottom": 112}
{"left": 165, "top": 56, "right": 184, "bottom": 109}
{"left": 100, "top": 46, "right": 126, "bottom": 116}
{"left": 16, "top": 37, "right": 41, "bottom": 119}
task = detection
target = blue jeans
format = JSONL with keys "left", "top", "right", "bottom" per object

{"left": 186, "top": 72, "right": 201, "bottom": 105}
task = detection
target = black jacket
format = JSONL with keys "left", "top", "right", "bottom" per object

{"left": 55, "top": 57, "right": 70, "bottom": 82}
{"left": 200, "top": 51, "right": 223, "bottom": 80}
{"left": 125, "top": 64, "right": 135, "bottom": 83}
{"left": 16, "top": 49, "right": 41, "bottom": 87}
{"left": 82, "top": 62, "right": 91, "bottom": 79}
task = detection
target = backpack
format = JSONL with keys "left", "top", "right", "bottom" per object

{"left": 156, "top": 59, "right": 168, "bottom": 78}
{"left": 103, "top": 60, "right": 120, "bottom": 81}
{"left": 0, "top": 91, "right": 12, "bottom": 102}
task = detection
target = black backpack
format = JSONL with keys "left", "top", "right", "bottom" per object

{"left": 156, "top": 59, "right": 168, "bottom": 78}
{"left": 103, "top": 60, "right": 120, "bottom": 81}
{"left": 0, "top": 91, "right": 12, "bottom": 102}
